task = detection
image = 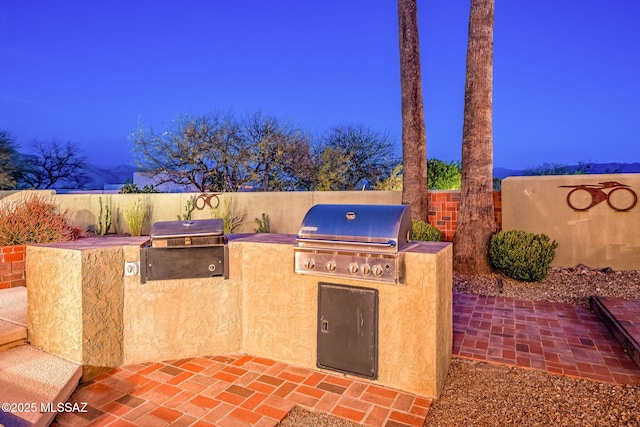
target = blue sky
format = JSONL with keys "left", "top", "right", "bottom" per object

{"left": 1, "top": 0, "right": 638, "bottom": 169}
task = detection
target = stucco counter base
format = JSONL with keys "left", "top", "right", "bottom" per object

{"left": 27, "top": 235, "right": 452, "bottom": 398}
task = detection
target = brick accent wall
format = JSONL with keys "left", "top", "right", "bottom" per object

{"left": 0, "top": 245, "right": 26, "bottom": 289}
{"left": 427, "top": 191, "right": 502, "bottom": 242}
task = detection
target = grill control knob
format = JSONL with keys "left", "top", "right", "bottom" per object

{"left": 348, "top": 263, "right": 359, "bottom": 274}
{"left": 326, "top": 261, "right": 337, "bottom": 272}
{"left": 361, "top": 264, "right": 371, "bottom": 275}
{"left": 304, "top": 259, "right": 315, "bottom": 270}
{"left": 372, "top": 264, "right": 384, "bottom": 277}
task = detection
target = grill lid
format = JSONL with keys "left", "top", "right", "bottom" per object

{"left": 296, "top": 204, "right": 412, "bottom": 251}
{"left": 150, "top": 219, "right": 223, "bottom": 239}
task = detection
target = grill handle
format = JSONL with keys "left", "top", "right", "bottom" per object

{"left": 296, "top": 237, "right": 397, "bottom": 248}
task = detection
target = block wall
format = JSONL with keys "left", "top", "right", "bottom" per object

{"left": 427, "top": 191, "right": 502, "bottom": 242}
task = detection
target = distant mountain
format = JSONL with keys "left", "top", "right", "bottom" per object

{"left": 494, "top": 162, "right": 640, "bottom": 180}
{"left": 81, "top": 163, "right": 137, "bottom": 190}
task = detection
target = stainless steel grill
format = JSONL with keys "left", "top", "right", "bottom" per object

{"left": 141, "top": 219, "right": 228, "bottom": 283}
{"left": 294, "top": 204, "right": 412, "bottom": 284}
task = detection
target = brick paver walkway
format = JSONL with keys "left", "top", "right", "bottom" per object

{"left": 453, "top": 292, "right": 640, "bottom": 385}
{"left": 53, "top": 354, "right": 431, "bottom": 427}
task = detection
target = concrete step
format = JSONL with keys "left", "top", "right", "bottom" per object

{"left": 590, "top": 296, "right": 640, "bottom": 369}
{"left": 0, "top": 345, "right": 82, "bottom": 427}
{"left": 0, "top": 287, "right": 27, "bottom": 350}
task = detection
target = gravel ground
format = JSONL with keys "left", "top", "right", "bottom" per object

{"left": 425, "top": 358, "right": 640, "bottom": 427}
{"left": 453, "top": 266, "right": 640, "bottom": 307}
{"left": 281, "top": 407, "right": 360, "bottom": 427}
{"left": 281, "top": 267, "right": 640, "bottom": 426}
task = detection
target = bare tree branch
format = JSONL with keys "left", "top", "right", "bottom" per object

{"left": 17, "top": 138, "right": 87, "bottom": 189}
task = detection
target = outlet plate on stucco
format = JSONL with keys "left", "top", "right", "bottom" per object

{"left": 124, "top": 261, "right": 140, "bottom": 276}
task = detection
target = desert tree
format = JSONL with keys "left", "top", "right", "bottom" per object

{"left": 314, "top": 147, "right": 353, "bottom": 191}
{"left": 398, "top": 0, "right": 428, "bottom": 221}
{"left": 18, "top": 138, "right": 87, "bottom": 189}
{"left": 242, "top": 112, "right": 314, "bottom": 191}
{"left": 0, "top": 130, "right": 20, "bottom": 189}
{"left": 453, "top": 0, "right": 496, "bottom": 275}
{"left": 132, "top": 112, "right": 251, "bottom": 192}
{"left": 313, "top": 124, "right": 397, "bottom": 191}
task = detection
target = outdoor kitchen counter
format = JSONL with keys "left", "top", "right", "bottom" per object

{"left": 26, "top": 234, "right": 452, "bottom": 398}
{"left": 232, "top": 234, "right": 453, "bottom": 398}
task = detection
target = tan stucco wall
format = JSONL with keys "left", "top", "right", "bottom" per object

{"left": 26, "top": 243, "right": 127, "bottom": 372}
{"left": 26, "top": 235, "right": 451, "bottom": 398}
{"left": 27, "top": 246, "right": 84, "bottom": 361}
{"left": 502, "top": 174, "right": 640, "bottom": 269}
{"left": 50, "top": 191, "right": 401, "bottom": 235}
{"left": 121, "top": 244, "right": 243, "bottom": 364}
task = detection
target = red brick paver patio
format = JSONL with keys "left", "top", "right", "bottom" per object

{"left": 453, "top": 292, "right": 640, "bottom": 385}
{"left": 50, "top": 293, "right": 640, "bottom": 426}
{"left": 53, "top": 354, "right": 431, "bottom": 427}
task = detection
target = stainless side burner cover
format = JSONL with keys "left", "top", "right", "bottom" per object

{"left": 150, "top": 219, "right": 224, "bottom": 248}
{"left": 151, "top": 219, "right": 223, "bottom": 239}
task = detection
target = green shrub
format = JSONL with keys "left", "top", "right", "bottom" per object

{"left": 489, "top": 230, "right": 558, "bottom": 282}
{"left": 119, "top": 183, "right": 159, "bottom": 193}
{"left": 0, "top": 194, "right": 84, "bottom": 245}
{"left": 411, "top": 220, "right": 442, "bottom": 242}
{"left": 427, "top": 158, "right": 461, "bottom": 190}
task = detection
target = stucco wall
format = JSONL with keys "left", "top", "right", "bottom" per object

{"left": 27, "top": 246, "right": 84, "bottom": 361}
{"left": 121, "top": 244, "right": 243, "bottom": 364}
{"left": 52, "top": 191, "right": 402, "bottom": 235}
{"left": 502, "top": 174, "right": 640, "bottom": 269}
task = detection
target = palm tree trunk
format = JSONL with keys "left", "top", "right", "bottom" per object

{"left": 398, "top": 0, "right": 428, "bottom": 222}
{"left": 453, "top": 0, "right": 495, "bottom": 275}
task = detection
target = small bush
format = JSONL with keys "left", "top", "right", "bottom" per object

{"left": 489, "top": 230, "right": 558, "bottom": 282}
{"left": 211, "top": 198, "right": 245, "bottom": 234}
{"left": 0, "top": 194, "right": 84, "bottom": 245}
{"left": 119, "top": 183, "right": 159, "bottom": 193}
{"left": 123, "top": 198, "right": 148, "bottom": 236}
{"left": 412, "top": 220, "right": 442, "bottom": 242}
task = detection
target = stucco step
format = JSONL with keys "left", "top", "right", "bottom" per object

{"left": 0, "top": 286, "right": 27, "bottom": 350}
{"left": 0, "top": 345, "right": 82, "bottom": 427}
{"left": 0, "top": 286, "right": 27, "bottom": 326}
{"left": 0, "top": 319, "right": 26, "bottom": 350}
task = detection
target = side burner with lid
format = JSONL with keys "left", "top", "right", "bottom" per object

{"left": 294, "top": 204, "right": 412, "bottom": 284}
{"left": 141, "top": 219, "right": 228, "bottom": 283}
